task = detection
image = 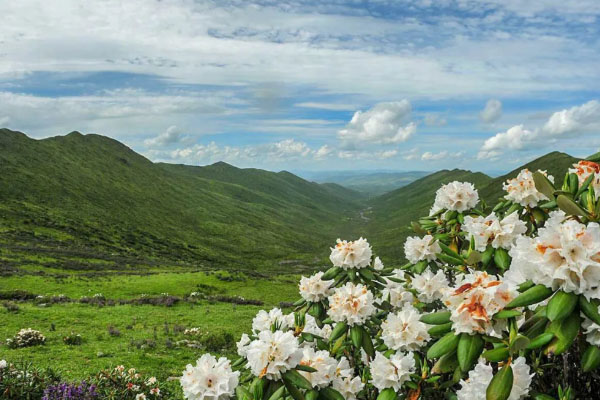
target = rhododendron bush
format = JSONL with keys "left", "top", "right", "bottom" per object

{"left": 181, "top": 160, "right": 600, "bottom": 400}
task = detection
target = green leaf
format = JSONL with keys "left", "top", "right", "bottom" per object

{"left": 420, "top": 311, "right": 451, "bottom": 325}
{"left": 283, "top": 380, "right": 305, "bottom": 400}
{"left": 493, "top": 310, "right": 522, "bottom": 320}
{"left": 428, "top": 322, "right": 453, "bottom": 337}
{"left": 582, "top": 345, "right": 600, "bottom": 372}
{"left": 533, "top": 171, "right": 556, "bottom": 199}
{"left": 506, "top": 284, "right": 553, "bottom": 308}
{"left": 576, "top": 173, "right": 595, "bottom": 199}
{"left": 295, "top": 365, "right": 318, "bottom": 373}
{"left": 321, "top": 267, "right": 341, "bottom": 280}
{"left": 431, "top": 351, "right": 458, "bottom": 374}
{"left": 509, "top": 334, "right": 530, "bottom": 354}
{"left": 413, "top": 260, "right": 428, "bottom": 274}
{"left": 318, "top": 388, "right": 345, "bottom": 400}
{"left": 482, "top": 346, "right": 509, "bottom": 362}
{"left": 236, "top": 386, "right": 253, "bottom": 400}
{"left": 530, "top": 393, "right": 556, "bottom": 400}
{"left": 481, "top": 246, "right": 494, "bottom": 268}
{"left": 376, "top": 388, "right": 397, "bottom": 400}
{"left": 556, "top": 194, "right": 588, "bottom": 217}
{"left": 283, "top": 370, "right": 313, "bottom": 390}
{"left": 493, "top": 248, "right": 510, "bottom": 270}
{"left": 486, "top": 364, "right": 513, "bottom": 400}
{"left": 439, "top": 241, "right": 462, "bottom": 259}
{"left": 361, "top": 326, "right": 375, "bottom": 358}
{"left": 329, "top": 322, "right": 347, "bottom": 342}
{"left": 579, "top": 296, "right": 600, "bottom": 326}
{"left": 306, "top": 390, "right": 319, "bottom": 400}
{"left": 526, "top": 332, "right": 554, "bottom": 350}
{"left": 457, "top": 333, "right": 484, "bottom": 372}
{"left": 267, "top": 385, "right": 286, "bottom": 400}
{"left": 568, "top": 173, "right": 579, "bottom": 195}
{"left": 546, "top": 291, "right": 578, "bottom": 321}
{"left": 350, "top": 325, "right": 363, "bottom": 349}
{"left": 427, "top": 332, "right": 460, "bottom": 359}
{"left": 437, "top": 253, "right": 464, "bottom": 266}
{"left": 544, "top": 312, "right": 581, "bottom": 356}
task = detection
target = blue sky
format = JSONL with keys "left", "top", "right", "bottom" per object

{"left": 1, "top": 0, "right": 600, "bottom": 173}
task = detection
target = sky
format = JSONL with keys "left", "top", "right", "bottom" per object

{"left": 1, "top": 0, "right": 600, "bottom": 173}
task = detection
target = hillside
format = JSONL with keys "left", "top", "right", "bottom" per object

{"left": 0, "top": 129, "right": 365, "bottom": 272}
{"left": 304, "top": 170, "right": 429, "bottom": 196}
{"left": 365, "top": 169, "right": 492, "bottom": 261}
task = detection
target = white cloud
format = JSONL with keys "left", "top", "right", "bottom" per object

{"left": 421, "top": 150, "right": 465, "bottom": 161}
{"left": 295, "top": 102, "right": 357, "bottom": 111}
{"left": 379, "top": 150, "right": 399, "bottom": 159}
{"left": 314, "top": 145, "right": 333, "bottom": 160}
{"left": 338, "top": 101, "right": 416, "bottom": 145}
{"left": 543, "top": 100, "right": 600, "bottom": 136}
{"left": 477, "top": 100, "right": 600, "bottom": 159}
{"left": 144, "top": 125, "right": 183, "bottom": 148}
{"left": 479, "top": 99, "right": 502, "bottom": 123}
{"left": 402, "top": 148, "right": 420, "bottom": 161}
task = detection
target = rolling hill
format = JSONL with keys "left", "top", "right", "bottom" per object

{"left": 0, "top": 129, "right": 365, "bottom": 272}
{"left": 365, "top": 169, "right": 492, "bottom": 260}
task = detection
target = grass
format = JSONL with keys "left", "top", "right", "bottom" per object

{"left": 0, "top": 268, "right": 300, "bottom": 381}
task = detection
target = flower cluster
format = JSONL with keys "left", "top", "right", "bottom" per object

{"left": 431, "top": 181, "right": 479, "bottom": 214}
{"left": 327, "top": 282, "right": 376, "bottom": 326}
{"left": 507, "top": 211, "right": 600, "bottom": 298}
{"left": 181, "top": 354, "right": 239, "bottom": 400}
{"left": 503, "top": 168, "right": 554, "bottom": 207}
{"left": 381, "top": 305, "right": 430, "bottom": 351}
{"left": 299, "top": 272, "right": 334, "bottom": 302}
{"left": 569, "top": 160, "right": 600, "bottom": 199}
{"left": 42, "top": 381, "right": 98, "bottom": 400}
{"left": 443, "top": 271, "right": 517, "bottom": 336}
{"left": 404, "top": 234, "right": 441, "bottom": 264}
{"left": 6, "top": 328, "right": 46, "bottom": 348}
{"left": 462, "top": 211, "right": 527, "bottom": 251}
{"left": 329, "top": 237, "right": 372, "bottom": 269}
{"left": 457, "top": 358, "right": 533, "bottom": 400}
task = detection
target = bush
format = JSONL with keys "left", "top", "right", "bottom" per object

{"left": 63, "top": 332, "right": 83, "bottom": 346}
{"left": 0, "top": 361, "right": 61, "bottom": 399}
{"left": 6, "top": 328, "right": 46, "bottom": 348}
{"left": 92, "top": 366, "right": 170, "bottom": 399}
{"left": 2, "top": 302, "right": 20, "bottom": 313}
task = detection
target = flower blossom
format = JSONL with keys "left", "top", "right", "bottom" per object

{"left": 328, "top": 282, "right": 376, "bottom": 326}
{"left": 369, "top": 352, "right": 415, "bottom": 391}
{"left": 245, "top": 330, "right": 303, "bottom": 380}
{"left": 180, "top": 354, "right": 240, "bottom": 400}
{"left": 299, "top": 272, "right": 334, "bottom": 302}
{"left": 404, "top": 235, "right": 441, "bottom": 264}
{"left": 569, "top": 161, "right": 600, "bottom": 199}
{"left": 329, "top": 238, "right": 373, "bottom": 269}
{"left": 411, "top": 268, "right": 449, "bottom": 303}
{"left": 381, "top": 305, "right": 431, "bottom": 351}
{"left": 462, "top": 211, "right": 526, "bottom": 251}
{"left": 503, "top": 169, "right": 554, "bottom": 207}
{"left": 430, "top": 181, "right": 479, "bottom": 214}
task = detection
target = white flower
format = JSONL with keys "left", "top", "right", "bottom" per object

{"left": 510, "top": 357, "right": 534, "bottom": 400}
{"left": 443, "top": 271, "right": 517, "bottom": 337}
{"left": 373, "top": 257, "right": 384, "bottom": 271}
{"left": 462, "top": 212, "right": 526, "bottom": 251}
{"left": 245, "top": 330, "right": 303, "bottom": 380}
{"left": 298, "top": 348, "right": 338, "bottom": 388}
{"left": 508, "top": 211, "right": 600, "bottom": 299}
{"left": 381, "top": 305, "right": 431, "bottom": 351}
{"left": 147, "top": 377, "right": 157, "bottom": 385}
{"left": 181, "top": 354, "right": 240, "bottom": 400}
{"left": 431, "top": 181, "right": 479, "bottom": 214}
{"left": 236, "top": 334, "right": 251, "bottom": 357}
{"left": 252, "top": 308, "right": 290, "bottom": 333}
{"left": 0, "top": 360, "right": 6, "bottom": 369}
{"left": 369, "top": 352, "right": 415, "bottom": 391}
{"left": 333, "top": 376, "right": 364, "bottom": 400}
{"left": 582, "top": 314, "right": 600, "bottom": 345}
{"left": 411, "top": 268, "right": 449, "bottom": 303}
{"left": 300, "top": 314, "right": 331, "bottom": 339}
{"left": 328, "top": 282, "right": 376, "bottom": 326}
{"left": 404, "top": 235, "right": 441, "bottom": 264}
{"left": 150, "top": 388, "right": 160, "bottom": 395}
{"left": 379, "top": 277, "right": 414, "bottom": 309}
{"left": 135, "top": 395, "right": 147, "bottom": 400}
{"left": 299, "top": 272, "right": 334, "bottom": 302}
{"left": 456, "top": 361, "right": 492, "bottom": 400}
{"left": 569, "top": 161, "right": 600, "bottom": 199}
{"left": 329, "top": 238, "right": 373, "bottom": 269}
{"left": 503, "top": 169, "right": 554, "bottom": 207}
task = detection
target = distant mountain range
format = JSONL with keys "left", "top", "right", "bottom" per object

{"left": 0, "top": 128, "right": 582, "bottom": 271}
{"left": 298, "top": 170, "right": 430, "bottom": 196}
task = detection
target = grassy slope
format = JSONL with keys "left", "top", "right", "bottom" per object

{"left": 0, "top": 129, "right": 364, "bottom": 271}
{"left": 366, "top": 169, "right": 492, "bottom": 261}
{"left": 312, "top": 171, "right": 430, "bottom": 196}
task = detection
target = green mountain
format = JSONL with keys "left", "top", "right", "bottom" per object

{"left": 0, "top": 129, "right": 364, "bottom": 272}
{"left": 304, "top": 171, "right": 430, "bottom": 196}
{"left": 365, "top": 169, "right": 493, "bottom": 261}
